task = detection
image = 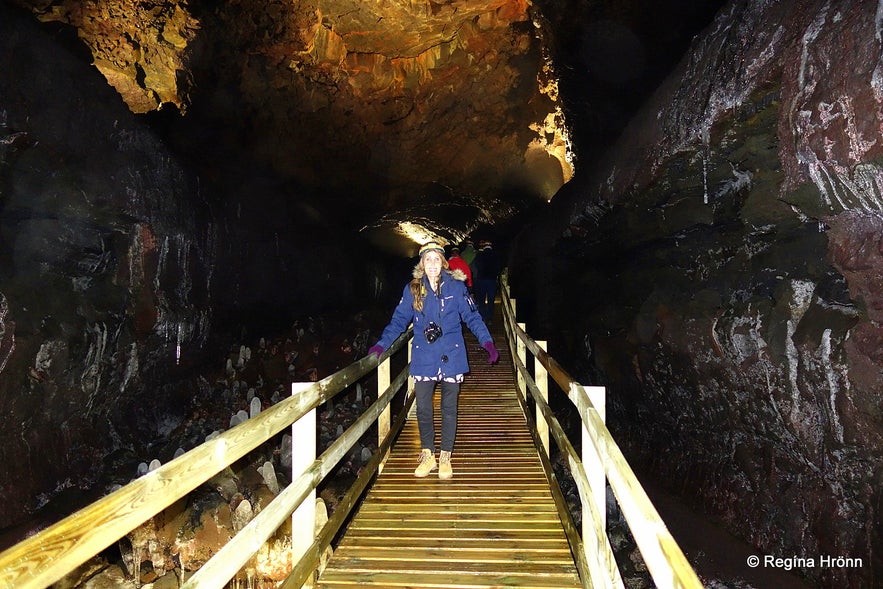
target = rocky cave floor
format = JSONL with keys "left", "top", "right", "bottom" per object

{"left": 7, "top": 309, "right": 801, "bottom": 588}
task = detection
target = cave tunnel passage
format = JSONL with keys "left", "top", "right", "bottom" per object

{"left": 2, "top": 0, "right": 880, "bottom": 587}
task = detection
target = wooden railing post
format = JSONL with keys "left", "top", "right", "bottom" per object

{"left": 516, "top": 323, "right": 527, "bottom": 403}
{"left": 576, "top": 383, "right": 608, "bottom": 587}
{"left": 535, "top": 340, "right": 549, "bottom": 457}
{"left": 377, "top": 355, "right": 391, "bottom": 473}
{"left": 586, "top": 384, "right": 606, "bottom": 531}
{"left": 506, "top": 296, "right": 517, "bottom": 362}
{"left": 291, "top": 382, "right": 316, "bottom": 578}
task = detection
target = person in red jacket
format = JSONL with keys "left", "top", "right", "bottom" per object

{"left": 446, "top": 246, "right": 473, "bottom": 289}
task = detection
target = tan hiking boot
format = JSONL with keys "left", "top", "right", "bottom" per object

{"left": 414, "top": 448, "right": 436, "bottom": 477}
{"left": 438, "top": 450, "right": 453, "bottom": 480}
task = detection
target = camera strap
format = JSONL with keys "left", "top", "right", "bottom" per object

{"left": 421, "top": 276, "right": 444, "bottom": 325}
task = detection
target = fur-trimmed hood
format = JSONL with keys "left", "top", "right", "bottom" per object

{"left": 412, "top": 264, "right": 467, "bottom": 282}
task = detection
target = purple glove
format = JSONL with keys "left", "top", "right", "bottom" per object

{"left": 482, "top": 341, "right": 499, "bottom": 364}
{"left": 368, "top": 344, "right": 384, "bottom": 359}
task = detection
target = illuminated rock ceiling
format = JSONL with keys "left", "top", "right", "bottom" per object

{"left": 14, "top": 0, "right": 573, "bottom": 247}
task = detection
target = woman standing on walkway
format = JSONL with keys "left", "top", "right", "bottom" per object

{"left": 368, "top": 241, "right": 499, "bottom": 479}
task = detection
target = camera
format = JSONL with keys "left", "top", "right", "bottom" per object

{"left": 424, "top": 322, "right": 443, "bottom": 344}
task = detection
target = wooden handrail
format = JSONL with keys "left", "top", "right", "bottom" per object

{"left": 499, "top": 271, "right": 704, "bottom": 589}
{"left": 1, "top": 269, "right": 703, "bottom": 589}
{"left": 0, "top": 329, "right": 413, "bottom": 589}
{"left": 513, "top": 356, "right": 623, "bottom": 588}
{"left": 281, "top": 370, "right": 414, "bottom": 589}
{"left": 184, "top": 365, "right": 411, "bottom": 588}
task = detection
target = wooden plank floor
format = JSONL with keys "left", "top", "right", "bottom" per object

{"left": 317, "top": 312, "right": 583, "bottom": 589}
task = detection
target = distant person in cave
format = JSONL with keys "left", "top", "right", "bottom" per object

{"left": 471, "top": 240, "right": 502, "bottom": 323}
{"left": 446, "top": 245, "right": 473, "bottom": 290}
{"left": 459, "top": 239, "right": 477, "bottom": 269}
{"left": 368, "top": 241, "right": 499, "bottom": 480}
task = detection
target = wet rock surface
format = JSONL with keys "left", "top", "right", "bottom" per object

{"left": 511, "top": 2, "right": 883, "bottom": 587}
{"left": 8, "top": 310, "right": 383, "bottom": 587}
{"left": 0, "top": 3, "right": 394, "bottom": 533}
{"left": 3, "top": 0, "right": 883, "bottom": 587}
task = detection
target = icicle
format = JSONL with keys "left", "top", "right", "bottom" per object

{"left": 260, "top": 461, "right": 280, "bottom": 493}
{"left": 700, "top": 128, "right": 710, "bottom": 205}
{"left": 702, "top": 149, "right": 709, "bottom": 204}
{"left": 355, "top": 382, "right": 363, "bottom": 404}
{"left": 175, "top": 323, "right": 182, "bottom": 366}
{"left": 232, "top": 499, "right": 254, "bottom": 532}
{"left": 230, "top": 410, "right": 248, "bottom": 427}
{"left": 249, "top": 396, "right": 261, "bottom": 418}
{"left": 281, "top": 434, "right": 292, "bottom": 470}
{"left": 131, "top": 537, "right": 143, "bottom": 587}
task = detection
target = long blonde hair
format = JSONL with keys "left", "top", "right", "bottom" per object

{"left": 409, "top": 256, "right": 449, "bottom": 312}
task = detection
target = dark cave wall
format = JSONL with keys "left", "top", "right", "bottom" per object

{"left": 0, "top": 4, "right": 385, "bottom": 529}
{"left": 0, "top": 4, "right": 217, "bottom": 526}
{"left": 512, "top": 1, "right": 883, "bottom": 587}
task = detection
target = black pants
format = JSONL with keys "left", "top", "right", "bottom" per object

{"left": 473, "top": 278, "right": 497, "bottom": 321}
{"left": 414, "top": 379, "right": 460, "bottom": 453}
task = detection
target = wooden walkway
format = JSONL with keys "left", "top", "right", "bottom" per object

{"left": 317, "top": 317, "right": 582, "bottom": 588}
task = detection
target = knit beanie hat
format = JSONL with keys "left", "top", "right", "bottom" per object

{"left": 418, "top": 241, "right": 446, "bottom": 258}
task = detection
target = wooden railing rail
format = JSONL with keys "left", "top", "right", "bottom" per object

{"left": 2, "top": 268, "right": 704, "bottom": 589}
{"left": 499, "top": 270, "right": 704, "bottom": 589}
{"left": 0, "top": 329, "right": 413, "bottom": 589}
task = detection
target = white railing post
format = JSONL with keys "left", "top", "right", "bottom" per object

{"left": 291, "top": 382, "right": 316, "bottom": 579}
{"left": 516, "top": 323, "right": 526, "bottom": 403}
{"left": 535, "top": 340, "right": 549, "bottom": 457}
{"left": 507, "top": 297, "right": 517, "bottom": 362}
{"left": 377, "top": 355, "right": 391, "bottom": 473}
{"left": 578, "top": 383, "right": 608, "bottom": 587}
{"left": 583, "top": 386, "right": 607, "bottom": 527}
{"left": 586, "top": 384, "right": 606, "bottom": 529}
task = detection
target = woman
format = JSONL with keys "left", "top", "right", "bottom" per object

{"left": 368, "top": 241, "right": 499, "bottom": 479}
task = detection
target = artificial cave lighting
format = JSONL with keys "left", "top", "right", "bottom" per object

{"left": 396, "top": 221, "right": 447, "bottom": 249}
{"left": 527, "top": 51, "right": 575, "bottom": 201}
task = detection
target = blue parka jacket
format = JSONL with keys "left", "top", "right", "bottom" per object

{"left": 375, "top": 267, "right": 492, "bottom": 379}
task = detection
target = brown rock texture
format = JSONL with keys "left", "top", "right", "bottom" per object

{"left": 0, "top": 0, "right": 569, "bottom": 537}
{"left": 14, "top": 0, "right": 572, "bottom": 235}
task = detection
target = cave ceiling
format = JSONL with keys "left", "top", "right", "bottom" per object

{"left": 12, "top": 0, "right": 575, "bottom": 250}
